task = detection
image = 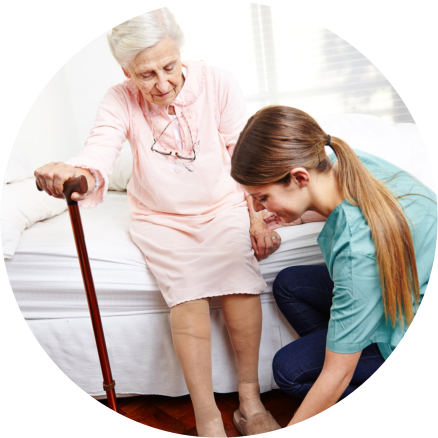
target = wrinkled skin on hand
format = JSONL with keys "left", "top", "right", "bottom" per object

{"left": 247, "top": 195, "right": 281, "bottom": 261}
{"left": 250, "top": 220, "right": 281, "bottom": 261}
{"left": 34, "top": 162, "right": 95, "bottom": 202}
{"left": 247, "top": 195, "right": 327, "bottom": 261}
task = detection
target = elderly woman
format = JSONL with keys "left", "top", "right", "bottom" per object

{"left": 34, "top": 8, "right": 282, "bottom": 437}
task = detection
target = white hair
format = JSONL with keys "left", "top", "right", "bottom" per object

{"left": 107, "top": 8, "right": 185, "bottom": 69}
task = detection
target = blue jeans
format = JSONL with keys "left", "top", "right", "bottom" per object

{"left": 272, "top": 265, "right": 384, "bottom": 399}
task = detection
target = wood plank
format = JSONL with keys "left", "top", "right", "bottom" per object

{"left": 183, "top": 426, "right": 198, "bottom": 436}
{"left": 98, "top": 390, "right": 301, "bottom": 435}
{"left": 215, "top": 392, "right": 240, "bottom": 410}
{"left": 120, "top": 397, "right": 160, "bottom": 418}
{"left": 150, "top": 395, "right": 194, "bottom": 419}
{"left": 216, "top": 400, "right": 238, "bottom": 429}
{"left": 176, "top": 406, "right": 196, "bottom": 429}
{"left": 140, "top": 409, "right": 189, "bottom": 434}
{"left": 274, "top": 411, "right": 293, "bottom": 428}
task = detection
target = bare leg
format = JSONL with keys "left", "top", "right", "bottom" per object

{"left": 170, "top": 299, "right": 226, "bottom": 437}
{"left": 221, "top": 294, "right": 266, "bottom": 420}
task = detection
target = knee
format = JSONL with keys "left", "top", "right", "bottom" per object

{"left": 272, "top": 346, "right": 304, "bottom": 397}
{"left": 170, "top": 316, "right": 211, "bottom": 341}
{"left": 221, "top": 294, "right": 262, "bottom": 342}
{"left": 272, "top": 347, "right": 291, "bottom": 391}
{"left": 273, "top": 267, "right": 302, "bottom": 304}
{"left": 170, "top": 300, "right": 211, "bottom": 340}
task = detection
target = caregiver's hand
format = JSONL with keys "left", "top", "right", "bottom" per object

{"left": 264, "top": 210, "right": 327, "bottom": 230}
{"left": 34, "top": 162, "right": 95, "bottom": 201}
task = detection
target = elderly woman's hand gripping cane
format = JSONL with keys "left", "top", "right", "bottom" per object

{"left": 34, "top": 162, "right": 96, "bottom": 201}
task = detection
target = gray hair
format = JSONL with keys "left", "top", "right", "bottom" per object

{"left": 107, "top": 8, "right": 185, "bottom": 69}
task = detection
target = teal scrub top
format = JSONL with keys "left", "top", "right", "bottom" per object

{"left": 317, "top": 150, "right": 437, "bottom": 359}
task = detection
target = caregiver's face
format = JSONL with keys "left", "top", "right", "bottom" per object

{"left": 124, "top": 36, "right": 184, "bottom": 108}
{"left": 244, "top": 170, "right": 310, "bottom": 223}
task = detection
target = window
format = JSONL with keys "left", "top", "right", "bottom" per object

{"left": 172, "top": 3, "right": 413, "bottom": 123}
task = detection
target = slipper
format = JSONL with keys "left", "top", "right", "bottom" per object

{"left": 233, "top": 409, "right": 281, "bottom": 436}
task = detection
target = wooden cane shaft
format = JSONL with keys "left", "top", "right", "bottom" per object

{"left": 67, "top": 204, "right": 118, "bottom": 412}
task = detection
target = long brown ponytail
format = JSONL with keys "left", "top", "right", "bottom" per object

{"left": 231, "top": 105, "right": 420, "bottom": 327}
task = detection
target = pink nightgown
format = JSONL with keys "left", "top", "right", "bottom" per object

{"left": 66, "top": 60, "right": 266, "bottom": 307}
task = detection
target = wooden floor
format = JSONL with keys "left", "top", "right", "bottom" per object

{"left": 99, "top": 390, "right": 301, "bottom": 436}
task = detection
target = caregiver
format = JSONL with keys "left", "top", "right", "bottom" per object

{"left": 231, "top": 105, "right": 437, "bottom": 426}
{"left": 34, "top": 8, "right": 282, "bottom": 437}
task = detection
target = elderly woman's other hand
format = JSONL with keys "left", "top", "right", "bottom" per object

{"left": 34, "top": 162, "right": 96, "bottom": 201}
{"left": 250, "top": 221, "right": 281, "bottom": 261}
{"left": 247, "top": 195, "right": 281, "bottom": 261}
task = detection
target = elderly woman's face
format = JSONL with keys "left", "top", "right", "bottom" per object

{"left": 124, "top": 37, "right": 184, "bottom": 107}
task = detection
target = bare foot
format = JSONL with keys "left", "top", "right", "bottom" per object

{"left": 196, "top": 416, "right": 227, "bottom": 437}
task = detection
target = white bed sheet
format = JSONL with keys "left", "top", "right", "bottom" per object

{"left": 6, "top": 192, "right": 325, "bottom": 320}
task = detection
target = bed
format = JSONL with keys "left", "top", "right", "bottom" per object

{"left": 3, "top": 113, "right": 434, "bottom": 398}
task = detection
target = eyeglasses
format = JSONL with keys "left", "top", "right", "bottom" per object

{"left": 150, "top": 112, "right": 196, "bottom": 161}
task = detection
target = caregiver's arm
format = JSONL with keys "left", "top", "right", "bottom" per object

{"left": 298, "top": 211, "right": 327, "bottom": 224}
{"left": 265, "top": 210, "right": 327, "bottom": 230}
{"left": 288, "top": 349, "right": 361, "bottom": 426}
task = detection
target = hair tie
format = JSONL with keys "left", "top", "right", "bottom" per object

{"left": 317, "top": 135, "right": 333, "bottom": 165}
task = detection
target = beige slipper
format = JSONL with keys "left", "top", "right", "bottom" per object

{"left": 233, "top": 409, "right": 281, "bottom": 436}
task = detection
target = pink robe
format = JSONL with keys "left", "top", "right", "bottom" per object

{"left": 67, "top": 60, "right": 266, "bottom": 307}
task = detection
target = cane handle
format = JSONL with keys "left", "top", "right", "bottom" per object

{"left": 35, "top": 175, "right": 88, "bottom": 203}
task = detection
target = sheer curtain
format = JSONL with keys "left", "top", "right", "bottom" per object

{"left": 173, "top": 3, "right": 413, "bottom": 123}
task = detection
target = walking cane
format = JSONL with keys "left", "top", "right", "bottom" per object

{"left": 36, "top": 176, "right": 118, "bottom": 412}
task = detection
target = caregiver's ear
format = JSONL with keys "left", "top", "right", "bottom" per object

{"left": 290, "top": 168, "right": 310, "bottom": 188}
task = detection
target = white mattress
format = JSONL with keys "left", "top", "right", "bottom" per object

{"left": 6, "top": 192, "right": 325, "bottom": 320}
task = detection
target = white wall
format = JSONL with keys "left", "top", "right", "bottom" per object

{"left": 13, "top": 31, "right": 126, "bottom": 170}
{"left": 13, "top": 65, "right": 82, "bottom": 169}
